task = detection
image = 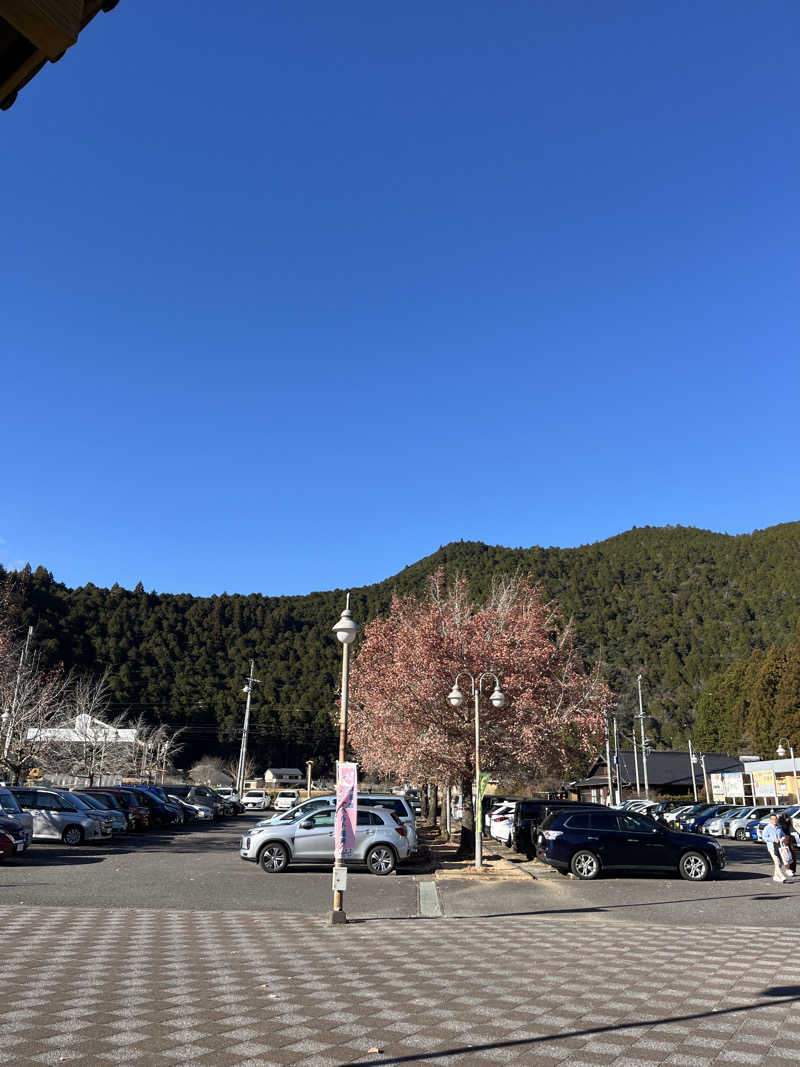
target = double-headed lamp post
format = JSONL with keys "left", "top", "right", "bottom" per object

{"left": 776, "top": 738, "right": 799, "bottom": 803}
{"left": 447, "top": 672, "right": 507, "bottom": 869}
{"left": 329, "top": 595, "right": 359, "bottom": 926}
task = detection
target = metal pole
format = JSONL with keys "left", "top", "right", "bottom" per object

{"left": 637, "top": 675, "right": 649, "bottom": 798}
{"left": 474, "top": 684, "right": 482, "bottom": 869}
{"left": 613, "top": 716, "right": 622, "bottom": 804}
{"left": 700, "top": 754, "right": 710, "bottom": 802}
{"left": 332, "top": 636, "right": 351, "bottom": 915}
{"left": 632, "top": 728, "right": 641, "bottom": 798}
{"left": 604, "top": 712, "right": 613, "bottom": 805}
{"left": 236, "top": 661, "right": 257, "bottom": 796}
{"left": 306, "top": 760, "right": 314, "bottom": 801}
{"left": 445, "top": 786, "right": 451, "bottom": 839}
{"left": 791, "top": 745, "right": 800, "bottom": 804}
{"left": 688, "top": 738, "right": 698, "bottom": 801}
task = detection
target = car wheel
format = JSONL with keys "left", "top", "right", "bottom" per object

{"left": 259, "top": 842, "right": 289, "bottom": 873}
{"left": 366, "top": 845, "right": 396, "bottom": 875}
{"left": 62, "top": 825, "right": 84, "bottom": 846}
{"left": 679, "top": 851, "right": 711, "bottom": 881}
{"left": 570, "top": 849, "right": 600, "bottom": 879}
{"left": 735, "top": 828, "right": 746, "bottom": 841}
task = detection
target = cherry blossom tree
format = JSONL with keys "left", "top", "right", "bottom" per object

{"left": 350, "top": 572, "right": 612, "bottom": 856}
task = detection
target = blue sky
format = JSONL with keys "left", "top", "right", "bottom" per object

{"left": 3, "top": 1, "right": 798, "bottom": 596}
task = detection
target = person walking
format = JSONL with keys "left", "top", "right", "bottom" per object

{"left": 763, "top": 814, "right": 792, "bottom": 882}
{"left": 778, "top": 811, "right": 797, "bottom": 875}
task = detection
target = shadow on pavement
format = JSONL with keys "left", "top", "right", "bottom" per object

{"left": 347, "top": 990, "right": 800, "bottom": 1065}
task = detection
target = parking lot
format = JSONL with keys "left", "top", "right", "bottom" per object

{"left": 2, "top": 813, "right": 793, "bottom": 925}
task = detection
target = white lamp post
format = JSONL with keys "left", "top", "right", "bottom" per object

{"left": 447, "top": 671, "right": 507, "bottom": 869}
{"left": 328, "top": 594, "right": 359, "bottom": 925}
{"left": 776, "top": 738, "right": 799, "bottom": 803}
{"left": 691, "top": 747, "right": 709, "bottom": 802}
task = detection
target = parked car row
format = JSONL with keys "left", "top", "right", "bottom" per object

{"left": 240, "top": 792, "right": 418, "bottom": 875}
{"left": 240, "top": 788, "right": 303, "bottom": 811}
{"left": 0, "top": 782, "right": 243, "bottom": 849}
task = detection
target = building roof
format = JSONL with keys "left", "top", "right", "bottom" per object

{"left": 574, "top": 750, "right": 744, "bottom": 790}
{"left": 1, "top": 1, "right": 119, "bottom": 111}
{"left": 27, "top": 712, "right": 136, "bottom": 743}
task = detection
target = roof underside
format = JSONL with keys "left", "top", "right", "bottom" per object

{"left": 0, "top": 1, "right": 118, "bottom": 111}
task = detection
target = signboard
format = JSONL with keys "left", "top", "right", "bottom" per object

{"left": 334, "top": 761, "right": 358, "bottom": 859}
{"left": 332, "top": 866, "right": 348, "bottom": 891}
{"left": 752, "top": 769, "right": 777, "bottom": 798}
{"left": 723, "top": 772, "right": 745, "bottom": 797}
{"left": 710, "top": 773, "right": 725, "bottom": 801}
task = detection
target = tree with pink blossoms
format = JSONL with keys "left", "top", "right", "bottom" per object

{"left": 350, "top": 572, "right": 613, "bottom": 857}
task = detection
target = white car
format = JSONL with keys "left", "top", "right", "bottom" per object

{"left": 274, "top": 790, "right": 301, "bottom": 811}
{"left": 242, "top": 789, "right": 271, "bottom": 810}
{"left": 488, "top": 802, "right": 516, "bottom": 845}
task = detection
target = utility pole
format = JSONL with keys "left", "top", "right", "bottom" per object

{"left": 613, "top": 716, "right": 622, "bottom": 804}
{"left": 637, "top": 674, "right": 649, "bottom": 798}
{"left": 236, "top": 661, "right": 260, "bottom": 796}
{"left": 688, "top": 737, "right": 698, "bottom": 802}
{"left": 632, "top": 726, "right": 641, "bottom": 798}
{"left": 604, "top": 711, "right": 613, "bottom": 805}
{"left": 3, "top": 625, "right": 33, "bottom": 760}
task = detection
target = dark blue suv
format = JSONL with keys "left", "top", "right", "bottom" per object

{"left": 537, "top": 807, "right": 725, "bottom": 881}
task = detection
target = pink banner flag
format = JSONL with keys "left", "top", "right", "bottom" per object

{"left": 335, "top": 761, "right": 358, "bottom": 858}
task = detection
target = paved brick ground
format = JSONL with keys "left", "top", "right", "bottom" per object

{"left": 4, "top": 905, "right": 800, "bottom": 1065}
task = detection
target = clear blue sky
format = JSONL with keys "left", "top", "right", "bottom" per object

{"left": 3, "top": 1, "right": 798, "bottom": 597}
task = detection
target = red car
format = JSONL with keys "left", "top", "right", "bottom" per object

{"left": 0, "top": 815, "right": 26, "bottom": 859}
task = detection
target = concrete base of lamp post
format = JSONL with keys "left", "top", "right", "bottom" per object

{"left": 326, "top": 910, "right": 348, "bottom": 925}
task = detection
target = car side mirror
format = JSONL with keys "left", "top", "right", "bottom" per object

{"left": 299, "top": 819, "right": 313, "bottom": 829}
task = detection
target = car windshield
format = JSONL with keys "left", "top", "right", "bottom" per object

{"left": 0, "top": 790, "right": 21, "bottom": 813}
{"left": 63, "top": 793, "right": 92, "bottom": 811}
{"left": 276, "top": 799, "right": 331, "bottom": 822}
{"left": 75, "top": 793, "right": 105, "bottom": 809}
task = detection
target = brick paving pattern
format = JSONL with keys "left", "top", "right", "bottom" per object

{"left": 3, "top": 905, "right": 800, "bottom": 1065}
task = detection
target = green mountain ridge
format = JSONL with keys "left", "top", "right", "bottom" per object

{"left": 4, "top": 521, "right": 800, "bottom": 770}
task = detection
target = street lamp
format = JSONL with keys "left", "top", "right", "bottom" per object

{"left": 328, "top": 594, "right": 359, "bottom": 926}
{"left": 776, "top": 738, "right": 799, "bottom": 802}
{"left": 447, "top": 671, "right": 507, "bottom": 869}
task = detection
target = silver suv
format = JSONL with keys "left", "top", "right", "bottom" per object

{"left": 240, "top": 806, "right": 410, "bottom": 874}
{"left": 257, "top": 793, "right": 418, "bottom": 852}
{"left": 0, "top": 787, "right": 33, "bottom": 848}
{"left": 11, "top": 787, "right": 112, "bottom": 844}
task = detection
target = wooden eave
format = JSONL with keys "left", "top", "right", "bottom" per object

{"left": 0, "top": 0, "right": 118, "bottom": 111}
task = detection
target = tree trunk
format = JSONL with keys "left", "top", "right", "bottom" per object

{"left": 430, "top": 783, "right": 439, "bottom": 828}
{"left": 456, "top": 776, "right": 475, "bottom": 858}
{"left": 420, "top": 783, "right": 429, "bottom": 820}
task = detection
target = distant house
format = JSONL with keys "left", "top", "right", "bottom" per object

{"left": 264, "top": 767, "right": 304, "bottom": 787}
{"left": 570, "top": 750, "right": 745, "bottom": 804}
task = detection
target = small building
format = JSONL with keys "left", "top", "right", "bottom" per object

{"left": 264, "top": 767, "right": 304, "bottom": 787}
{"left": 570, "top": 750, "right": 745, "bottom": 804}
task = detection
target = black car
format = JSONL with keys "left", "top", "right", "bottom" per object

{"left": 512, "top": 799, "right": 609, "bottom": 858}
{"left": 536, "top": 807, "right": 726, "bottom": 881}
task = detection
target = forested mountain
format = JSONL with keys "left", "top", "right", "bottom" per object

{"left": 3, "top": 522, "right": 799, "bottom": 770}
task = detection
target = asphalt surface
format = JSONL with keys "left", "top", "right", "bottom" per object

{"left": 2, "top": 820, "right": 787, "bottom": 925}
{"left": 0, "top": 816, "right": 420, "bottom": 918}
{"left": 439, "top": 838, "right": 798, "bottom": 925}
